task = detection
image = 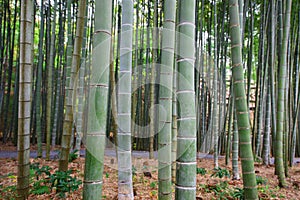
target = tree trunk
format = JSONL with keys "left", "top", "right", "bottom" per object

{"left": 228, "top": 0, "right": 258, "bottom": 199}
{"left": 117, "top": 0, "right": 134, "bottom": 198}
{"left": 59, "top": 0, "right": 87, "bottom": 171}
{"left": 213, "top": 0, "right": 219, "bottom": 168}
{"left": 83, "top": 0, "right": 112, "bottom": 198}
{"left": 36, "top": 0, "right": 45, "bottom": 158}
{"left": 48, "top": 0, "right": 57, "bottom": 148}
{"left": 232, "top": 108, "right": 240, "bottom": 180}
{"left": 17, "top": 0, "right": 33, "bottom": 198}
{"left": 275, "top": 0, "right": 292, "bottom": 187}
{"left": 175, "top": 1, "right": 197, "bottom": 199}
{"left": 75, "top": 0, "right": 89, "bottom": 153}
{"left": 158, "top": 0, "right": 176, "bottom": 198}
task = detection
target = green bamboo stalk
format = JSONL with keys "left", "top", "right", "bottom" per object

{"left": 52, "top": 1, "right": 66, "bottom": 146}
{"left": 254, "top": 0, "right": 266, "bottom": 158}
{"left": 175, "top": 0, "right": 197, "bottom": 199}
{"left": 149, "top": 0, "right": 159, "bottom": 159}
{"left": 275, "top": 0, "right": 292, "bottom": 187}
{"left": 172, "top": 10, "right": 179, "bottom": 178}
{"left": 246, "top": 2, "right": 254, "bottom": 106}
{"left": 17, "top": 0, "right": 33, "bottom": 198}
{"left": 213, "top": 0, "right": 219, "bottom": 168}
{"left": 268, "top": 0, "right": 277, "bottom": 156}
{"left": 171, "top": 69, "right": 177, "bottom": 184}
{"left": 131, "top": 0, "right": 139, "bottom": 148}
{"left": 36, "top": 0, "right": 45, "bottom": 158}
{"left": 75, "top": 0, "right": 89, "bottom": 153}
{"left": 117, "top": 0, "right": 134, "bottom": 198}
{"left": 291, "top": 90, "right": 300, "bottom": 165}
{"left": 290, "top": 16, "right": 300, "bottom": 165}
{"left": 262, "top": 78, "right": 271, "bottom": 165}
{"left": 225, "top": 83, "right": 234, "bottom": 166}
{"left": 232, "top": 108, "right": 240, "bottom": 180}
{"left": 83, "top": 0, "right": 112, "bottom": 198}
{"left": 48, "top": 0, "right": 57, "bottom": 148}
{"left": 228, "top": 0, "right": 258, "bottom": 199}
{"left": 59, "top": 0, "right": 87, "bottom": 171}
{"left": 284, "top": 54, "right": 290, "bottom": 177}
{"left": 238, "top": 0, "right": 243, "bottom": 41}
{"left": 158, "top": 0, "right": 176, "bottom": 198}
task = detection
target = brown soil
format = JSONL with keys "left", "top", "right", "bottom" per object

{"left": 0, "top": 145, "right": 299, "bottom": 199}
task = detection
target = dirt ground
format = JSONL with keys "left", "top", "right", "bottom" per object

{"left": 0, "top": 144, "right": 300, "bottom": 199}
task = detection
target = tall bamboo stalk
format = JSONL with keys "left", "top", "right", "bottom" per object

{"left": 17, "top": 0, "right": 33, "bottom": 198}
{"left": 83, "top": 0, "right": 112, "bottom": 198}
{"left": 75, "top": 0, "right": 89, "bottom": 153}
{"left": 117, "top": 0, "right": 134, "bottom": 198}
{"left": 175, "top": 1, "right": 197, "bottom": 199}
{"left": 275, "top": 0, "right": 292, "bottom": 187}
{"left": 232, "top": 108, "right": 240, "bottom": 180}
{"left": 158, "top": 0, "right": 176, "bottom": 198}
{"left": 228, "top": 0, "right": 258, "bottom": 198}
{"left": 48, "top": 0, "right": 57, "bottom": 148}
{"left": 59, "top": 0, "right": 87, "bottom": 171}
{"left": 213, "top": 0, "right": 219, "bottom": 168}
{"left": 36, "top": 0, "right": 45, "bottom": 158}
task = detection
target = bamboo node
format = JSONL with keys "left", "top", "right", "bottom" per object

{"left": 233, "top": 80, "right": 244, "bottom": 84}
{"left": 235, "top": 96, "right": 246, "bottom": 100}
{"left": 231, "top": 62, "right": 242, "bottom": 69}
{"left": 239, "top": 141, "right": 251, "bottom": 144}
{"left": 238, "top": 127, "right": 250, "bottom": 131}
{"left": 177, "top": 22, "right": 196, "bottom": 28}
{"left": 230, "top": 44, "right": 241, "bottom": 48}
{"left": 230, "top": 23, "right": 240, "bottom": 28}
{"left": 94, "top": 29, "right": 111, "bottom": 36}
{"left": 240, "top": 157, "right": 254, "bottom": 161}
{"left": 83, "top": 180, "right": 103, "bottom": 185}
{"left": 176, "top": 57, "right": 196, "bottom": 62}
{"left": 236, "top": 111, "right": 248, "bottom": 115}
{"left": 164, "top": 19, "right": 176, "bottom": 23}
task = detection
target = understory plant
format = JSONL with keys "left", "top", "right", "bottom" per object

{"left": 29, "top": 163, "right": 82, "bottom": 198}
{"left": 211, "top": 167, "right": 231, "bottom": 178}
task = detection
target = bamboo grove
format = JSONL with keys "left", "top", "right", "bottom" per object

{"left": 0, "top": 0, "right": 299, "bottom": 199}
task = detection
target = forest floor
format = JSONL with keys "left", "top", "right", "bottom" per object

{"left": 0, "top": 143, "right": 300, "bottom": 199}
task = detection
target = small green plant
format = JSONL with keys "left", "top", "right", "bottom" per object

{"left": 199, "top": 181, "right": 230, "bottom": 199}
{"left": 30, "top": 162, "right": 40, "bottom": 171}
{"left": 256, "top": 175, "right": 267, "bottom": 185}
{"left": 150, "top": 181, "right": 157, "bottom": 189}
{"left": 254, "top": 156, "right": 262, "bottom": 163}
{"left": 36, "top": 166, "right": 52, "bottom": 179}
{"left": 210, "top": 181, "right": 230, "bottom": 199}
{"left": 133, "top": 143, "right": 137, "bottom": 150}
{"left": 257, "top": 185, "right": 285, "bottom": 199}
{"left": 29, "top": 164, "right": 82, "bottom": 198}
{"left": 211, "top": 167, "right": 230, "bottom": 178}
{"left": 68, "top": 149, "right": 79, "bottom": 162}
{"left": 6, "top": 173, "right": 17, "bottom": 180}
{"left": 49, "top": 170, "right": 82, "bottom": 198}
{"left": 258, "top": 184, "right": 269, "bottom": 192}
{"left": 199, "top": 184, "right": 209, "bottom": 193}
{"left": 258, "top": 184, "right": 271, "bottom": 198}
{"left": 132, "top": 165, "right": 137, "bottom": 176}
{"left": 31, "top": 180, "right": 50, "bottom": 195}
{"left": 0, "top": 184, "right": 17, "bottom": 199}
{"left": 105, "top": 172, "right": 109, "bottom": 178}
{"left": 30, "top": 163, "right": 52, "bottom": 180}
{"left": 231, "top": 187, "right": 244, "bottom": 200}
{"left": 150, "top": 190, "right": 157, "bottom": 197}
{"left": 196, "top": 167, "right": 207, "bottom": 175}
